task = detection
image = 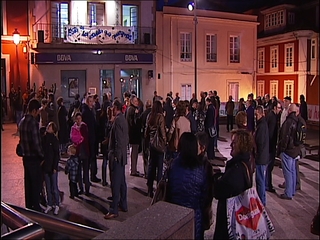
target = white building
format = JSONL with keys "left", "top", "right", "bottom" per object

{"left": 156, "top": 6, "right": 258, "bottom": 102}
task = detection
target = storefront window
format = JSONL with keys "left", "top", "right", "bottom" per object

{"left": 120, "top": 69, "right": 141, "bottom": 98}
{"left": 100, "top": 69, "right": 114, "bottom": 100}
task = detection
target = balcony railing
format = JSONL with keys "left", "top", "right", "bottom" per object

{"left": 34, "top": 23, "right": 155, "bottom": 45}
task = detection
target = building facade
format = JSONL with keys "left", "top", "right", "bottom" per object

{"left": 156, "top": 6, "right": 258, "bottom": 102}
{"left": 255, "top": 1, "right": 319, "bottom": 121}
{"left": 4, "top": 0, "right": 157, "bottom": 107}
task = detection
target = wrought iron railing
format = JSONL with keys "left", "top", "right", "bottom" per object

{"left": 34, "top": 23, "right": 155, "bottom": 45}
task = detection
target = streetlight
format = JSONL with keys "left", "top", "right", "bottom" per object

{"left": 188, "top": 1, "right": 197, "bottom": 98}
{"left": 13, "top": 28, "right": 21, "bottom": 88}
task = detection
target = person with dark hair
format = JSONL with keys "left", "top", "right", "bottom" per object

{"left": 213, "top": 129, "right": 254, "bottom": 239}
{"left": 145, "top": 100, "right": 167, "bottom": 197}
{"left": 57, "top": 97, "right": 68, "bottom": 156}
{"left": 246, "top": 99, "right": 255, "bottom": 133}
{"left": 254, "top": 105, "right": 269, "bottom": 206}
{"left": 140, "top": 100, "right": 152, "bottom": 178}
{"left": 299, "top": 94, "right": 308, "bottom": 121}
{"left": 167, "top": 132, "right": 213, "bottom": 239}
{"left": 264, "top": 94, "right": 272, "bottom": 113}
{"left": 42, "top": 121, "right": 61, "bottom": 215}
{"left": 152, "top": 91, "right": 163, "bottom": 103}
{"left": 163, "top": 96, "right": 174, "bottom": 130}
{"left": 104, "top": 100, "right": 129, "bottom": 219}
{"left": 238, "top": 98, "right": 246, "bottom": 112}
{"left": 225, "top": 95, "right": 235, "bottom": 132}
{"left": 19, "top": 98, "right": 44, "bottom": 212}
{"left": 46, "top": 93, "right": 59, "bottom": 130}
{"left": 185, "top": 100, "right": 197, "bottom": 134}
{"left": 204, "top": 97, "right": 216, "bottom": 161}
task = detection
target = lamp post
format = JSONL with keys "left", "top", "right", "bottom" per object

{"left": 13, "top": 28, "right": 21, "bottom": 87}
{"left": 188, "top": 1, "right": 198, "bottom": 98}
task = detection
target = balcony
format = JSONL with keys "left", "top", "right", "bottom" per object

{"left": 33, "top": 23, "right": 156, "bottom": 50}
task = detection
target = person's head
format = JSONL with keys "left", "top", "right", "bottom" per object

{"left": 175, "top": 92, "right": 179, "bottom": 97}
{"left": 112, "top": 99, "right": 122, "bottom": 116}
{"left": 48, "top": 93, "right": 54, "bottom": 102}
{"left": 283, "top": 96, "right": 292, "bottom": 109}
{"left": 150, "top": 100, "right": 163, "bottom": 116}
{"left": 271, "top": 101, "right": 282, "bottom": 115}
{"left": 184, "top": 100, "right": 191, "bottom": 113}
{"left": 248, "top": 93, "right": 254, "bottom": 101}
{"left": 130, "top": 95, "right": 138, "bottom": 107}
{"left": 235, "top": 111, "right": 247, "bottom": 128}
{"left": 239, "top": 97, "right": 244, "bottom": 103}
{"left": 57, "top": 97, "right": 63, "bottom": 106}
{"left": 192, "top": 100, "right": 198, "bottom": 110}
{"left": 107, "top": 106, "right": 114, "bottom": 121}
{"left": 67, "top": 144, "right": 77, "bottom": 156}
{"left": 213, "top": 90, "right": 218, "bottom": 96}
{"left": 255, "top": 105, "right": 264, "bottom": 120}
{"left": 41, "top": 98, "right": 48, "bottom": 107}
{"left": 154, "top": 91, "right": 157, "bottom": 96}
{"left": 27, "top": 98, "right": 41, "bottom": 117}
{"left": 176, "top": 100, "right": 187, "bottom": 116}
{"left": 178, "top": 132, "right": 200, "bottom": 168}
{"left": 46, "top": 121, "right": 58, "bottom": 134}
{"left": 271, "top": 96, "right": 277, "bottom": 103}
{"left": 86, "top": 95, "right": 94, "bottom": 108}
{"left": 195, "top": 132, "right": 208, "bottom": 155}
{"left": 230, "top": 129, "right": 254, "bottom": 157}
{"left": 208, "top": 90, "right": 213, "bottom": 97}
{"left": 228, "top": 95, "right": 233, "bottom": 101}
{"left": 300, "top": 94, "right": 305, "bottom": 102}
{"left": 74, "top": 93, "right": 80, "bottom": 100}
{"left": 75, "top": 112, "right": 82, "bottom": 125}
{"left": 145, "top": 100, "right": 152, "bottom": 109}
{"left": 288, "top": 102, "right": 298, "bottom": 115}
{"left": 264, "top": 94, "right": 270, "bottom": 102}
{"left": 205, "top": 97, "right": 212, "bottom": 106}
{"left": 93, "top": 94, "right": 99, "bottom": 102}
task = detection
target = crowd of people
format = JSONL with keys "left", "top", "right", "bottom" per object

{"left": 15, "top": 84, "right": 310, "bottom": 239}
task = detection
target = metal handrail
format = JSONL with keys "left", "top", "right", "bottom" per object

{"left": 7, "top": 203, "right": 105, "bottom": 239}
{"left": 1, "top": 202, "right": 45, "bottom": 239}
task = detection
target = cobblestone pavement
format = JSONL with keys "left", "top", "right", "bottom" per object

{"left": 1, "top": 123, "right": 319, "bottom": 239}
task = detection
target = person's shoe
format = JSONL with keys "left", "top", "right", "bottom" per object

{"left": 104, "top": 212, "right": 118, "bottom": 219}
{"left": 107, "top": 196, "right": 113, "bottom": 201}
{"left": 266, "top": 188, "right": 276, "bottom": 193}
{"left": 102, "top": 182, "right": 109, "bottom": 187}
{"left": 44, "top": 205, "right": 53, "bottom": 214}
{"left": 118, "top": 206, "right": 128, "bottom": 212}
{"left": 54, "top": 206, "right": 60, "bottom": 215}
{"left": 85, "top": 192, "right": 92, "bottom": 197}
{"left": 278, "top": 183, "right": 285, "bottom": 189}
{"left": 78, "top": 190, "right": 84, "bottom": 195}
{"left": 279, "top": 194, "right": 292, "bottom": 200}
{"left": 130, "top": 172, "right": 144, "bottom": 177}
{"left": 91, "top": 177, "right": 101, "bottom": 183}
{"left": 296, "top": 186, "right": 301, "bottom": 191}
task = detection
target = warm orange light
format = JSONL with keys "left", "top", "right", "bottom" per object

{"left": 13, "top": 28, "right": 20, "bottom": 45}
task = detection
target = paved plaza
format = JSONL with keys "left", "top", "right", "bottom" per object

{"left": 1, "top": 123, "right": 319, "bottom": 239}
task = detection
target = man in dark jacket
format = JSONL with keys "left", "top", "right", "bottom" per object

{"left": 277, "top": 104, "right": 301, "bottom": 200}
{"left": 246, "top": 99, "right": 255, "bottom": 133}
{"left": 82, "top": 95, "right": 100, "bottom": 184}
{"left": 204, "top": 98, "right": 216, "bottom": 161}
{"left": 254, "top": 105, "right": 269, "bottom": 206}
{"left": 299, "top": 94, "right": 308, "bottom": 121}
{"left": 225, "top": 95, "right": 235, "bottom": 132}
{"left": 140, "top": 100, "right": 152, "bottom": 178}
{"left": 265, "top": 101, "right": 281, "bottom": 193}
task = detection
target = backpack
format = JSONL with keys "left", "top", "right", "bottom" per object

{"left": 70, "top": 125, "right": 83, "bottom": 146}
{"left": 293, "top": 118, "right": 306, "bottom": 146}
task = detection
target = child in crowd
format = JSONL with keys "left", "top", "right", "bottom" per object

{"left": 42, "top": 122, "right": 60, "bottom": 215}
{"left": 65, "top": 145, "right": 79, "bottom": 199}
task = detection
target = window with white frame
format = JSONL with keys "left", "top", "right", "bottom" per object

{"left": 228, "top": 82, "right": 239, "bottom": 101}
{"left": 88, "top": 2, "right": 105, "bottom": 26}
{"left": 181, "top": 84, "right": 192, "bottom": 100}
{"left": 51, "top": 2, "right": 69, "bottom": 39}
{"left": 122, "top": 5, "right": 138, "bottom": 42}
{"left": 284, "top": 80, "right": 294, "bottom": 99}
{"left": 206, "top": 34, "right": 217, "bottom": 62}
{"left": 180, "top": 32, "right": 192, "bottom": 62}
{"left": 265, "top": 10, "right": 284, "bottom": 29}
{"left": 229, "top": 35, "right": 240, "bottom": 63}
{"left": 311, "top": 39, "right": 316, "bottom": 59}
{"left": 258, "top": 48, "right": 265, "bottom": 73}
{"left": 285, "top": 43, "right": 294, "bottom": 72}
{"left": 270, "top": 46, "right": 278, "bottom": 72}
{"left": 270, "top": 80, "right": 278, "bottom": 98}
{"left": 288, "top": 12, "right": 295, "bottom": 24}
{"left": 257, "top": 81, "right": 265, "bottom": 98}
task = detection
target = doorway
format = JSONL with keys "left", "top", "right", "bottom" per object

{"left": 120, "top": 69, "right": 141, "bottom": 98}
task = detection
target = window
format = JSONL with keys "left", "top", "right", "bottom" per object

{"left": 88, "top": 2, "right": 104, "bottom": 26}
{"left": 270, "top": 80, "right": 278, "bottom": 98}
{"left": 257, "top": 48, "right": 265, "bottom": 73}
{"left": 284, "top": 80, "right": 294, "bottom": 99}
{"left": 230, "top": 35, "right": 240, "bottom": 63}
{"left": 288, "top": 12, "right": 295, "bottom": 24}
{"left": 180, "top": 32, "right": 192, "bottom": 62}
{"left": 270, "top": 46, "right": 278, "bottom": 72}
{"left": 257, "top": 81, "right": 265, "bottom": 98}
{"left": 311, "top": 39, "right": 316, "bottom": 59}
{"left": 51, "top": 2, "right": 69, "bottom": 39}
{"left": 181, "top": 84, "right": 192, "bottom": 100}
{"left": 285, "top": 44, "right": 294, "bottom": 72}
{"left": 265, "top": 10, "right": 284, "bottom": 29}
{"left": 206, "top": 34, "right": 217, "bottom": 62}
{"left": 228, "top": 82, "right": 239, "bottom": 101}
{"left": 122, "top": 5, "right": 138, "bottom": 42}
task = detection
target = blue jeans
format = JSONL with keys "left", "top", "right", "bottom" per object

{"left": 44, "top": 172, "right": 60, "bottom": 207}
{"left": 280, "top": 152, "right": 296, "bottom": 198}
{"left": 255, "top": 164, "right": 267, "bottom": 206}
{"left": 16, "top": 110, "right": 23, "bottom": 127}
{"left": 147, "top": 147, "right": 164, "bottom": 191}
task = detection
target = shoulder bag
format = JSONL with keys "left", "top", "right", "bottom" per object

{"left": 16, "top": 141, "right": 24, "bottom": 157}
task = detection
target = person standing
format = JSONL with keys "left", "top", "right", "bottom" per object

{"left": 104, "top": 100, "right": 129, "bottom": 219}
{"left": 264, "top": 94, "right": 272, "bottom": 114}
{"left": 82, "top": 95, "right": 100, "bottom": 183}
{"left": 204, "top": 97, "right": 216, "bottom": 161}
{"left": 225, "top": 95, "right": 235, "bottom": 132}
{"left": 46, "top": 93, "right": 59, "bottom": 130}
{"left": 299, "top": 94, "right": 308, "bottom": 122}
{"left": 246, "top": 99, "right": 255, "bottom": 133}
{"left": 14, "top": 88, "right": 24, "bottom": 132}
{"left": 280, "top": 96, "right": 291, "bottom": 127}
{"left": 254, "top": 106, "right": 269, "bottom": 206}
{"left": 126, "top": 95, "right": 142, "bottom": 177}
{"left": 57, "top": 97, "right": 68, "bottom": 156}
{"left": 238, "top": 98, "right": 246, "bottom": 112}
{"left": 19, "top": 99, "right": 44, "bottom": 211}
{"left": 265, "top": 101, "right": 281, "bottom": 193}
{"left": 140, "top": 100, "right": 152, "bottom": 178}
{"left": 185, "top": 100, "right": 197, "bottom": 134}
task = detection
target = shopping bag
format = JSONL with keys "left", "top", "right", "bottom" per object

{"left": 227, "top": 187, "right": 275, "bottom": 239}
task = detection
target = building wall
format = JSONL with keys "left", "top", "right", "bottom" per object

{"left": 156, "top": 7, "right": 258, "bottom": 102}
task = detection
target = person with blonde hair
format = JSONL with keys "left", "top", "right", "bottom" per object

{"left": 65, "top": 144, "right": 79, "bottom": 199}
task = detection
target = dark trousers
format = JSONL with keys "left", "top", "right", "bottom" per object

{"left": 142, "top": 138, "right": 150, "bottom": 178}
{"left": 226, "top": 115, "right": 234, "bottom": 131}
{"left": 23, "top": 156, "right": 42, "bottom": 211}
{"left": 89, "top": 143, "right": 98, "bottom": 178}
{"left": 216, "top": 116, "right": 220, "bottom": 138}
{"left": 69, "top": 181, "right": 78, "bottom": 197}
{"left": 207, "top": 134, "right": 215, "bottom": 160}
{"left": 78, "top": 157, "right": 90, "bottom": 193}
{"left": 110, "top": 160, "right": 127, "bottom": 215}
{"left": 102, "top": 154, "right": 108, "bottom": 184}
{"left": 147, "top": 147, "right": 164, "bottom": 192}
{"left": 265, "top": 149, "right": 276, "bottom": 190}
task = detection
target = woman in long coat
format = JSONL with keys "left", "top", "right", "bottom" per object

{"left": 57, "top": 97, "right": 69, "bottom": 155}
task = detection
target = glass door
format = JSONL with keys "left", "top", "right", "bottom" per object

{"left": 120, "top": 69, "right": 141, "bottom": 98}
{"left": 100, "top": 69, "right": 114, "bottom": 101}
